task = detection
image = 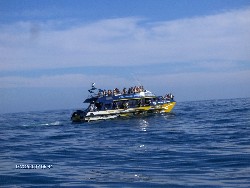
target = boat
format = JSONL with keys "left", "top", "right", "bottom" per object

{"left": 71, "top": 83, "right": 176, "bottom": 122}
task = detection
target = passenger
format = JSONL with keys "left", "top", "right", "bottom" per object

{"left": 123, "top": 101, "right": 129, "bottom": 109}
{"left": 116, "top": 88, "right": 120, "bottom": 94}
{"left": 170, "top": 93, "right": 174, "bottom": 100}
{"left": 123, "top": 88, "right": 127, "bottom": 94}
{"left": 95, "top": 103, "right": 102, "bottom": 111}
{"left": 103, "top": 89, "right": 107, "bottom": 96}
{"left": 165, "top": 93, "right": 174, "bottom": 99}
{"left": 113, "top": 102, "right": 119, "bottom": 109}
{"left": 133, "top": 86, "right": 136, "bottom": 93}
{"left": 107, "top": 90, "right": 112, "bottom": 96}
{"left": 128, "top": 87, "right": 131, "bottom": 94}
{"left": 89, "top": 103, "right": 96, "bottom": 112}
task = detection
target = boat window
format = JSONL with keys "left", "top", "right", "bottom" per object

{"left": 129, "top": 99, "right": 139, "bottom": 107}
{"left": 88, "top": 103, "right": 97, "bottom": 112}
{"left": 122, "top": 101, "right": 129, "bottom": 109}
{"left": 145, "top": 98, "right": 152, "bottom": 106}
{"left": 95, "top": 102, "right": 102, "bottom": 111}
{"left": 104, "top": 103, "right": 112, "bottom": 110}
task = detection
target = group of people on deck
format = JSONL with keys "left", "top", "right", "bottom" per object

{"left": 99, "top": 85, "right": 145, "bottom": 96}
{"left": 165, "top": 93, "right": 174, "bottom": 100}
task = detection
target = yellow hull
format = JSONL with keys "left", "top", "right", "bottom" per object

{"left": 162, "top": 102, "right": 176, "bottom": 113}
{"left": 136, "top": 102, "right": 176, "bottom": 113}
{"left": 72, "top": 102, "right": 176, "bottom": 122}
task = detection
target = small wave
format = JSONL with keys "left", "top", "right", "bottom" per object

{"left": 139, "top": 119, "right": 149, "bottom": 132}
{"left": 225, "top": 107, "right": 250, "bottom": 114}
{"left": 22, "top": 121, "right": 62, "bottom": 127}
{"left": 41, "top": 121, "right": 62, "bottom": 126}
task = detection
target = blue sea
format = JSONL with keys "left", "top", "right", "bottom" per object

{"left": 0, "top": 98, "right": 250, "bottom": 187}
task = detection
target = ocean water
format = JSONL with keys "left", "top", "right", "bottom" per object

{"left": 0, "top": 98, "right": 250, "bottom": 187}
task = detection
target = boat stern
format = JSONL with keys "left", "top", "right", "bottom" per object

{"left": 71, "top": 110, "right": 85, "bottom": 122}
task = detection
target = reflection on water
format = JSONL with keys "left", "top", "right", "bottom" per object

{"left": 1, "top": 98, "right": 250, "bottom": 187}
{"left": 139, "top": 119, "right": 149, "bottom": 132}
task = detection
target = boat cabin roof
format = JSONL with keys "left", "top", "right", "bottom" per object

{"left": 84, "top": 91, "right": 156, "bottom": 104}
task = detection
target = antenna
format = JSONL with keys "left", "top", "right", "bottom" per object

{"left": 130, "top": 72, "right": 142, "bottom": 86}
{"left": 88, "top": 83, "right": 98, "bottom": 96}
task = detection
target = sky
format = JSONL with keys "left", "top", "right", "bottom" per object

{"left": 0, "top": 0, "right": 250, "bottom": 113}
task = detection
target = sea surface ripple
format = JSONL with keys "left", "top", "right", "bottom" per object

{"left": 0, "top": 98, "right": 250, "bottom": 187}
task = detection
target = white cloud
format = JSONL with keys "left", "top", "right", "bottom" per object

{"left": 140, "top": 70, "right": 250, "bottom": 100}
{"left": 1, "top": 69, "right": 249, "bottom": 104}
{"left": 0, "top": 8, "right": 250, "bottom": 71}
{"left": 0, "top": 73, "right": 133, "bottom": 89}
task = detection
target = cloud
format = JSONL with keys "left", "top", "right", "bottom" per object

{"left": 1, "top": 69, "right": 249, "bottom": 103}
{"left": 0, "top": 7, "right": 249, "bottom": 102}
{"left": 0, "top": 7, "right": 250, "bottom": 72}
{"left": 0, "top": 73, "right": 133, "bottom": 89}
{"left": 140, "top": 70, "right": 250, "bottom": 100}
